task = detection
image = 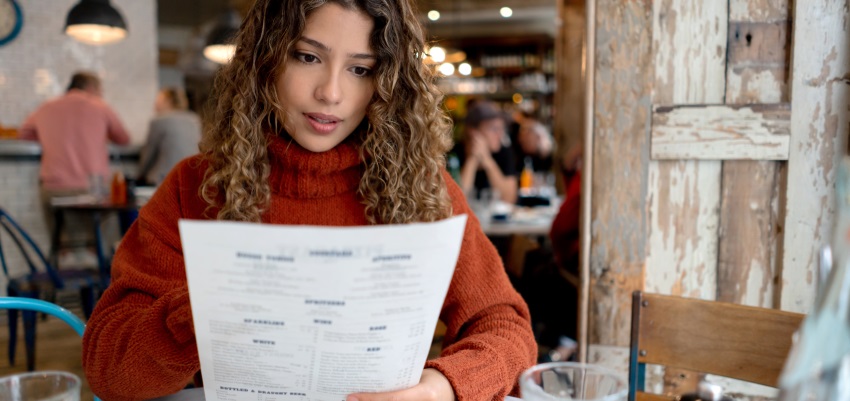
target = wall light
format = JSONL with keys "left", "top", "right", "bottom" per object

{"left": 500, "top": 7, "right": 513, "bottom": 18}
{"left": 64, "top": 0, "right": 128, "bottom": 45}
{"left": 429, "top": 46, "right": 446, "bottom": 63}
{"left": 428, "top": 10, "right": 441, "bottom": 21}
{"left": 458, "top": 63, "right": 472, "bottom": 76}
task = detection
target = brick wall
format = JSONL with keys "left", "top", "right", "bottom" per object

{"left": 0, "top": 0, "right": 158, "bottom": 144}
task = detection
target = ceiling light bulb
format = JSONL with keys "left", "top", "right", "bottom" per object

{"left": 458, "top": 63, "right": 472, "bottom": 76}
{"left": 500, "top": 7, "right": 513, "bottom": 18}
{"left": 430, "top": 46, "right": 446, "bottom": 63}
{"left": 438, "top": 63, "right": 455, "bottom": 76}
{"left": 428, "top": 10, "right": 440, "bottom": 21}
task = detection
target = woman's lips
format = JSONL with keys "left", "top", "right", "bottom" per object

{"left": 305, "top": 113, "right": 341, "bottom": 134}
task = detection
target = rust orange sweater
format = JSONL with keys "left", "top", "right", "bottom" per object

{"left": 82, "top": 135, "right": 536, "bottom": 401}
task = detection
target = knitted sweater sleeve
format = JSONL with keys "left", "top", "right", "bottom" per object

{"left": 424, "top": 173, "right": 538, "bottom": 400}
{"left": 82, "top": 164, "right": 200, "bottom": 401}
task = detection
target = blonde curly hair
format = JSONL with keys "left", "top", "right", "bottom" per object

{"left": 200, "top": 0, "right": 454, "bottom": 224}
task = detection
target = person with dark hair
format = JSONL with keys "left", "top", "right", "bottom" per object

{"left": 137, "top": 87, "right": 202, "bottom": 185}
{"left": 81, "top": 1, "right": 536, "bottom": 400}
{"left": 457, "top": 101, "right": 518, "bottom": 204}
{"left": 19, "top": 70, "right": 130, "bottom": 234}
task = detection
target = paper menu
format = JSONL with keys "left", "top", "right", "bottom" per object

{"left": 178, "top": 215, "right": 467, "bottom": 401}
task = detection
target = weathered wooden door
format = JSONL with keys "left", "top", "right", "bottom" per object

{"left": 585, "top": 0, "right": 849, "bottom": 395}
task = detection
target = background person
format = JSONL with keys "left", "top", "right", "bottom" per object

{"left": 19, "top": 71, "right": 130, "bottom": 240}
{"left": 137, "top": 87, "right": 202, "bottom": 186}
{"left": 457, "top": 101, "right": 518, "bottom": 204}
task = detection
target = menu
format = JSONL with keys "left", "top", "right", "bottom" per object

{"left": 178, "top": 215, "right": 467, "bottom": 401}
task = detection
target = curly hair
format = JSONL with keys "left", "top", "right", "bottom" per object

{"left": 200, "top": 0, "right": 454, "bottom": 224}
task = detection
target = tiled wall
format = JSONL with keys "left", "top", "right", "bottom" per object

{"left": 0, "top": 0, "right": 158, "bottom": 144}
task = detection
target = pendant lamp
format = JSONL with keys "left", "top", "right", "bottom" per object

{"left": 65, "top": 0, "right": 128, "bottom": 45}
{"left": 203, "top": 10, "right": 241, "bottom": 64}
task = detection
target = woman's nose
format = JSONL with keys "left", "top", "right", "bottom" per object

{"left": 315, "top": 72, "right": 342, "bottom": 104}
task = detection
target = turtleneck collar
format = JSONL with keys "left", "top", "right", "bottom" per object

{"left": 267, "top": 133, "right": 363, "bottom": 199}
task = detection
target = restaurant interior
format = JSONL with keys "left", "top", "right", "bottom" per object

{"left": 0, "top": 0, "right": 848, "bottom": 400}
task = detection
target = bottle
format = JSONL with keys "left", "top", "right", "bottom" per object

{"left": 520, "top": 156, "right": 534, "bottom": 194}
{"left": 777, "top": 156, "right": 850, "bottom": 401}
{"left": 448, "top": 153, "right": 461, "bottom": 184}
{"left": 110, "top": 171, "right": 127, "bottom": 204}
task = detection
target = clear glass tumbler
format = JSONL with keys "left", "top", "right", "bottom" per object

{"left": 0, "top": 371, "right": 81, "bottom": 401}
{"left": 520, "top": 362, "right": 628, "bottom": 401}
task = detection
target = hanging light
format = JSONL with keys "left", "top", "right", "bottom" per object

{"left": 204, "top": 10, "right": 241, "bottom": 64}
{"left": 64, "top": 0, "right": 128, "bottom": 45}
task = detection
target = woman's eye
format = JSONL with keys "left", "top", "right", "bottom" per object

{"left": 296, "top": 52, "right": 319, "bottom": 63}
{"left": 351, "top": 66, "right": 372, "bottom": 77}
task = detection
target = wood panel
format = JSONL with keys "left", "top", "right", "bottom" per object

{"left": 646, "top": 0, "right": 726, "bottom": 299}
{"left": 588, "top": 0, "right": 654, "bottom": 347}
{"left": 781, "top": 0, "right": 850, "bottom": 312}
{"left": 651, "top": 104, "right": 790, "bottom": 160}
{"left": 718, "top": 0, "right": 791, "bottom": 309}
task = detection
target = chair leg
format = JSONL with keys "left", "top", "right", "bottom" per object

{"left": 81, "top": 287, "right": 95, "bottom": 320}
{"left": 22, "top": 310, "right": 36, "bottom": 371}
{"left": 7, "top": 308, "right": 17, "bottom": 366}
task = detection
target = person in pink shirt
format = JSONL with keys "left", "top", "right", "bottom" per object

{"left": 19, "top": 71, "right": 130, "bottom": 235}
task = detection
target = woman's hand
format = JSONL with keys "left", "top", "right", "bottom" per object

{"left": 346, "top": 368, "right": 456, "bottom": 401}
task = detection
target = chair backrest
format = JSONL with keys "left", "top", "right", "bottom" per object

{"left": 628, "top": 291, "right": 805, "bottom": 401}
{"left": 0, "top": 297, "right": 99, "bottom": 401}
{"left": 0, "top": 209, "right": 63, "bottom": 287}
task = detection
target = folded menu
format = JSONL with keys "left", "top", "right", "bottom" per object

{"left": 179, "top": 215, "right": 467, "bottom": 401}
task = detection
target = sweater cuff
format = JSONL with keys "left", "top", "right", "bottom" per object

{"left": 165, "top": 288, "right": 195, "bottom": 345}
{"left": 424, "top": 346, "right": 514, "bottom": 401}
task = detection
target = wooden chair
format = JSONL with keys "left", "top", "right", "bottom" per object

{"left": 628, "top": 291, "right": 805, "bottom": 401}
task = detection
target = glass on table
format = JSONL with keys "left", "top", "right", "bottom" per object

{"left": 519, "top": 362, "right": 628, "bottom": 401}
{"left": 0, "top": 371, "right": 81, "bottom": 401}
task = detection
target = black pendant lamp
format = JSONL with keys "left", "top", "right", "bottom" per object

{"left": 203, "top": 10, "right": 241, "bottom": 64}
{"left": 65, "top": 0, "right": 128, "bottom": 45}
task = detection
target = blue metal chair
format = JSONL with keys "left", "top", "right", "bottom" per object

{"left": 0, "top": 208, "right": 104, "bottom": 371}
{"left": 0, "top": 297, "right": 100, "bottom": 401}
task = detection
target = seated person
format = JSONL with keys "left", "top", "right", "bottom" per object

{"left": 137, "top": 87, "right": 202, "bottom": 186}
{"left": 515, "top": 119, "right": 554, "bottom": 174}
{"left": 457, "top": 101, "right": 518, "bottom": 204}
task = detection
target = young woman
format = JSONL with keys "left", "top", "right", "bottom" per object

{"left": 82, "top": 1, "right": 536, "bottom": 400}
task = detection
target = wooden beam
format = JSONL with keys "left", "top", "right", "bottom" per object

{"left": 651, "top": 104, "right": 791, "bottom": 160}
{"left": 588, "top": 0, "right": 654, "bottom": 349}
{"left": 780, "top": 0, "right": 850, "bottom": 312}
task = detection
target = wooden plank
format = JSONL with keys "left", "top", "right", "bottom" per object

{"left": 717, "top": 161, "right": 779, "bottom": 306}
{"left": 652, "top": 0, "right": 727, "bottom": 106}
{"left": 645, "top": 160, "right": 720, "bottom": 300}
{"left": 646, "top": 0, "right": 726, "bottom": 300}
{"left": 780, "top": 0, "right": 850, "bottom": 313}
{"left": 636, "top": 292, "right": 804, "bottom": 387}
{"left": 726, "top": 20, "right": 791, "bottom": 104}
{"left": 651, "top": 104, "right": 791, "bottom": 160}
{"left": 729, "top": 0, "right": 788, "bottom": 22}
{"left": 718, "top": 0, "right": 791, "bottom": 314}
{"left": 588, "top": 0, "right": 654, "bottom": 347}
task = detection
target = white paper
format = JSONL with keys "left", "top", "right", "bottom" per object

{"left": 179, "top": 215, "right": 467, "bottom": 401}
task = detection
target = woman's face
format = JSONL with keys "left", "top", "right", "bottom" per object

{"left": 275, "top": 3, "right": 376, "bottom": 153}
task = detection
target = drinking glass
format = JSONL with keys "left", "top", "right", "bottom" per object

{"left": 520, "top": 362, "right": 628, "bottom": 401}
{"left": 0, "top": 371, "right": 81, "bottom": 401}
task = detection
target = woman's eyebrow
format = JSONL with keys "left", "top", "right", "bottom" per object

{"left": 299, "top": 36, "right": 377, "bottom": 60}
